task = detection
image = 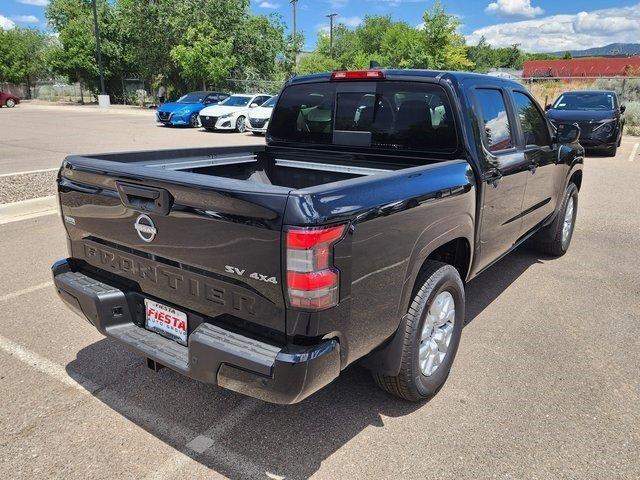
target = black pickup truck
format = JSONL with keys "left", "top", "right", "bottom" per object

{"left": 52, "top": 70, "right": 583, "bottom": 404}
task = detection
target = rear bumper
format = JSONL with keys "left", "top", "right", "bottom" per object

{"left": 52, "top": 258, "right": 340, "bottom": 404}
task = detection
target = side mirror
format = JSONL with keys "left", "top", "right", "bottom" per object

{"left": 250, "top": 103, "right": 259, "bottom": 108}
{"left": 545, "top": 104, "right": 552, "bottom": 111}
{"left": 620, "top": 105, "right": 626, "bottom": 114}
{"left": 555, "top": 123, "right": 580, "bottom": 144}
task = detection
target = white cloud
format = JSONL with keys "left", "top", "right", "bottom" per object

{"left": 13, "top": 15, "right": 40, "bottom": 24}
{"left": 0, "top": 14, "right": 16, "bottom": 29}
{"left": 327, "top": 0, "right": 349, "bottom": 8}
{"left": 258, "top": 1, "right": 279, "bottom": 8}
{"left": 342, "top": 16, "right": 362, "bottom": 27}
{"left": 17, "top": 0, "right": 49, "bottom": 6}
{"left": 486, "top": 0, "right": 543, "bottom": 18}
{"left": 467, "top": 3, "right": 640, "bottom": 52}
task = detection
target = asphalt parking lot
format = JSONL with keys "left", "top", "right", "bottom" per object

{"left": 0, "top": 105, "right": 639, "bottom": 479}
{"left": 0, "top": 103, "right": 263, "bottom": 175}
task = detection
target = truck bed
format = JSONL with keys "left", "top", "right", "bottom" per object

{"left": 78, "top": 145, "right": 411, "bottom": 191}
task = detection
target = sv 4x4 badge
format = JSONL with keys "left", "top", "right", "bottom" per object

{"left": 225, "top": 265, "right": 278, "bottom": 284}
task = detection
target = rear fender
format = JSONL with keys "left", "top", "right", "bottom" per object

{"left": 361, "top": 214, "right": 474, "bottom": 377}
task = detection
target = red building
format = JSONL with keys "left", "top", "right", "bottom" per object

{"left": 523, "top": 57, "right": 640, "bottom": 78}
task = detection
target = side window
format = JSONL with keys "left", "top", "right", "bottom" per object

{"left": 513, "top": 92, "right": 550, "bottom": 147}
{"left": 475, "top": 89, "right": 513, "bottom": 153}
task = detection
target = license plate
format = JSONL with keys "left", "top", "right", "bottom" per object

{"left": 145, "top": 299, "right": 188, "bottom": 345}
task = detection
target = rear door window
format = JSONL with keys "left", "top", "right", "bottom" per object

{"left": 475, "top": 89, "right": 513, "bottom": 153}
{"left": 269, "top": 81, "right": 457, "bottom": 152}
{"left": 512, "top": 91, "right": 551, "bottom": 147}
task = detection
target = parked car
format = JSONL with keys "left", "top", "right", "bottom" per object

{"left": 0, "top": 91, "right": 21, "bottom": 108}
{"left": 52, "top": 70, "right": 583, "bottom": 404}
{"left": 546, "top": 90, "right": 625, "bottom": 156}
{"left": 156, "top": 91, "right": 228, "bottom": 127}
{"left": 199, "top": 93, "right": 272, "bottom": 132}
{"left": 246, "top": 95, "right": 277, "bottom": 135}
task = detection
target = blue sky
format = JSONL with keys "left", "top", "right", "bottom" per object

{"left": 2, "top": 0, "right": 640, "bottom": 52}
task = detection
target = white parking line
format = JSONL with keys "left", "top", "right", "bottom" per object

{"left": 629, "top": 143, "right": 639, "bottom": 162}
{"left": 148, "top": 397, "right": 262, "bottom": 479}
{"left": 0, "top": 281, "right": 53, "bottom": 303}
{"left": 0, "top": 168, "right": 58, "bottom": 178}
{"left": 0, "top": 332, "right": 268, "bottom": 478}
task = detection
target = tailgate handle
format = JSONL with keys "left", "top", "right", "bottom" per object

{"left": 116, "top": 182, "right": 173, "bottom": 215}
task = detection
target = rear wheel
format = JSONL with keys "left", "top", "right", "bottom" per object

{"left": 189, "top": 113, "right": 199, "bottom": 128}
{"left": 605, "top": 145, "right": 617, "bottom": 157}
{"left": 236, "top": 116, "right": 246, "bottom": 133}
{"left": 372, "top": 261, "right": 465, "bottom": 401}
{"left": 532, "top": 183, "right": 578, "bottom": 256}
{"left": 5, "top": 98, "right": 16, "bottom": 108}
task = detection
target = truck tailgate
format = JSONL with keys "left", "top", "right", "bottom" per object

{"left": 58, "top": 154, "right": 290, "bottom": 339}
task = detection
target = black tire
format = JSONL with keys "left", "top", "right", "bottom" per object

{"left": 236, "top": 116, "right": 246, "bottom": 133}
{"left": 204, "top": 127, "right": 215, "bottom": 132}
{"left": 372, "top": 261, "right": 465, "bottom": 401}
{"left": 532, "top": 183, "right": 578, "bottom": 256}
{"left": 251, "top": 131, "right": 263, "bottom": 136}
{"left": 606, "top": 145, "right": 617, "bottom": 157}
{"left": 6, "top": 98, "right": 16, "bottom": 108}
{"left": 189, "top": 113, "right": 199, "bottom": 128}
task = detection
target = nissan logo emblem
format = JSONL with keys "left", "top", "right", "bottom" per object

{"left": 134, "top": 214, "right": 157, "bottom": 243}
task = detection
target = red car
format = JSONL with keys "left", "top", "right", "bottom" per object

{"left": 0, "top": 91, "right": 21, "bottom": 108}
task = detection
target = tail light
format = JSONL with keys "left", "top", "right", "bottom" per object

{"left": 286, "top": 224, "right": 346, "bottom": 310}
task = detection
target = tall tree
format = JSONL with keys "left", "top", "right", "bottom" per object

{"left": 418, "top": 0, "right": 473, "bottom": 70}
{"left": 0, "top": 28, "right": 49, "bottom": 97}
{"left": 46, "top": 0, "right": 123, "bottom": 96}
{"left": 170, "top": 21, "right": 236, "bottom": 90}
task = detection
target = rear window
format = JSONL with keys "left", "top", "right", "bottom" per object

{"left": 269, "top": 81, "right": 457, "bottom": 152}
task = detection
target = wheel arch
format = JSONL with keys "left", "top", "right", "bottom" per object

{"left": 360, "top": 225, "right": 473, "bottom": 377}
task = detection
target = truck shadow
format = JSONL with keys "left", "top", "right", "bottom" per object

{"left": 65, "top": 246, "right": 545, "bottom": 479}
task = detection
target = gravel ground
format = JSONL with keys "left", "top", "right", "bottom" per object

{"left": 0, "top": 171, "right": 57, "bottom": 204}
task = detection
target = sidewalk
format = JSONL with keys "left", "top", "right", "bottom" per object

{"left": 21, "top": 100, "right": 155, "bottom": 116}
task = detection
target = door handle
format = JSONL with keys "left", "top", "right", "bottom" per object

{"left": 483, "top": 169, "right": 503, "bottom": 188}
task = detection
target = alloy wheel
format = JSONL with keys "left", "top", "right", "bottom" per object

{"left": 419, "top": 291, "right": 455, "bottom": 376}
{"left": 562, "top": 196, "right": 575, "bottom": 248}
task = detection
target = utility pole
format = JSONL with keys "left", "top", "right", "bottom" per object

{"left": 91, "top": 0, "right": 110, "bottom": 107}
{"left": 291, "top": 0, "right": 298, "bottom": 64}
{"left": 326, "top": 13, "right": 337, "bottom": 58}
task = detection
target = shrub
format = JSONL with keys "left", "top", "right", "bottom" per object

{"left": 624, "top": 101, "right": 640, "bottom": 135}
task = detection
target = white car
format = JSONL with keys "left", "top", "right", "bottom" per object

{"left": 246, "top": 95, "right": 277, "bottom": 135}
{"left": 198, "top": 93, "right": 272, "bottom": 132}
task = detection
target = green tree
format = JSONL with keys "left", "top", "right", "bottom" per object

{"left": 468, "top": 36, "right": 495, "bottom": 72}
{"left": 563, "top": 51, "right": 572, "bottom": 60}
{"left": 46, "top": 0, "right": 124, "bottom": 98}
{"left": 233, "top": 14, "right": 286, "bottom": 80}
{"left": 0, "top": 28, "right": 49, "bottom": 97}
{"left": 170, "top": 21, "right": 236, "bottom": 89}
{"left": 418, "top": 0, "right": 473, "bottom": 70}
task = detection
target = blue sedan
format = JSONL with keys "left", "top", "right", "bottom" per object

{"left": 156, "top": 91, "right": 228, "bottom": 127}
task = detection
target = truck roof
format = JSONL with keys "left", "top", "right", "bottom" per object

{"left": 288, "top": 69, "right": 524, "bottom": 90}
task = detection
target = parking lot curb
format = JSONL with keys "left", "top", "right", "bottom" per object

{"left": 0, "top": 195, "right": 58, "bottom": 225}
